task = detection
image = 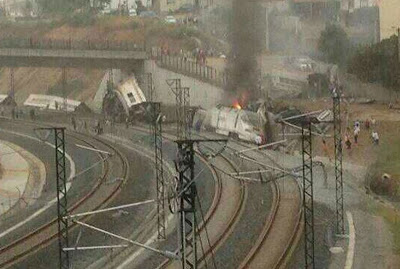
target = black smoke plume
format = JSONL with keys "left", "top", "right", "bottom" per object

{"left": 227, "top": 0, "right": 263, "bottom": 106}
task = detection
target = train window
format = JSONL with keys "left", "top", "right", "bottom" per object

{"left": 127, "top": 92, "right": 136, "bottom": 103}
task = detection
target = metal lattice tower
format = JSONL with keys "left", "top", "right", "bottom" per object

{"left": 144, "top": 73, "right": 154, "bottom": 102}
{"left": 176, "top": 140, "right": 197, "bottom": 269}
{"left": 167, "top": 79, "right": 183, "bottom": 139}
{"left": 151, "top": 102, "right": 166, "bottom": 239}
{"left": 54, "top": 128, "right": 70, "bottom": 269}
{"left": 182, "top": 87, "right": 191, "bottom": 139}
{"left": 167, "top": 79, "right": 190, "bottom": 140}
{"left": 107, "top": 69, "right": 114, "bottom": 94}
{"left": 301, "top": 120, "right": 315, "bottom": 269}
{"left": 333, "top": 94, "right": 344, "bottom": 234}
{"left": 62, "top": 67, "right": 67, "bottom": 113}
{"left": 9, "top": 67, "right": 15, "bottom": 99}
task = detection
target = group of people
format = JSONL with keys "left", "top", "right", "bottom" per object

{"left": 159, "top": 46, "right": 215, "bottom": 66}
{"left": 193, "top": 48, "right": 208, "bottom": 65}
{"left": 182, "top": 47, "right": 211, "bottom": 65}
{"left": 344, "top": 118, "right": 379, "bottom": 149}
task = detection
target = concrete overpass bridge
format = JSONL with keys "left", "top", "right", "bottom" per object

{"left": 0, "top": 37, "right": 227, "bottom": 109}
{"left": 0, "top": 37, "right": 147, "bottom": 70}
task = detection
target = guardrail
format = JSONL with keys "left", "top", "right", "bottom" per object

{"left": 151, "top": 48, "right": 228, "bottom": 88}
{"left": 0, "top": 37, "right": 145, "bottom": 51}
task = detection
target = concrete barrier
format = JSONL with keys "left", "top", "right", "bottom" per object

{"left": 145, "top": 60, "right": 225, "bottom": 109}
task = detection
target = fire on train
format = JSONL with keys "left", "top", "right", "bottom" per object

{"left": 192, "top": 104, "right": 272, "bottom": 144}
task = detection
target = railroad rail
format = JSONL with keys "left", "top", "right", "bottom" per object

{"left": 231, "top": 142, "right": 303, "bottom": 269}
{"left": 148, "top": 136, "right": 246, "bottom": 269}
{"left": 186, "top": 131, "right": 303, "bottom": 269}
{"left": 0, "top": 121, "right": 129, "bottom": 268}
{"left": 112, "top": 123, "right": 303, "bottom": 269}
{"left": 0, "top": 116, "right": 304, "bottom": 269}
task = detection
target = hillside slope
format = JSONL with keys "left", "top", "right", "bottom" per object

{"left": 0, "top": 16, "right": 224, "bottom": 105}
{"left": 0, "top": 67, "right": 105, "bottom": 105}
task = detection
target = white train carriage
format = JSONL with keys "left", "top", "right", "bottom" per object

{"left": 24, "top": 94, "right": 81, "bottom": 112}
{"left": 114, "top": 75, "right": 147, "bottom": 115}
{"left": 194, "top": 105, "right": 263, "bottom": 144}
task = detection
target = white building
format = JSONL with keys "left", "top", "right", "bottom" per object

{"left": 341, "top": 0, "right": 378, "bottom": 11}
{"left": 108, "top": 0, "right": 151, "bottom": 10}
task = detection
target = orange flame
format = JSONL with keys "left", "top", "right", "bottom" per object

{"left": 233, "top": 100, "right": 242, "bottom": 110}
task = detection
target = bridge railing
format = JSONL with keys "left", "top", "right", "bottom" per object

{"left": 151, "top": 47, "right": 228, "bottom": 88}
{"left": 0, "top": 37, "right": 145, "bottom": 51}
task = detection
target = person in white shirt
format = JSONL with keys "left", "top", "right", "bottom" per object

{"left": 354, "top": 127, "right": 360, "bottom": 144}
{"left": 371, "top": 131, "right": 379, "bottom": 145}
{"left": 254, "top": 135, "right": 262, "bottom": 145}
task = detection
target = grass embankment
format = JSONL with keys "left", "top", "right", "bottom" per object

{"left": 278, "top": 98, "right": 400, "bottom": 259}
{"left": 366, "top": 123, "right": 400, "bottom": 198}
{"left": 368, "top": 201, "right": 400, "bottom": 254}
{"left": 361, "top": 121, "right": 400, "bottom": 255}
{"left": 369, "top": 136, "right": 400, "bottom": 183}
{"left": 0, "top": 15, "right": 226, "bottom": 53}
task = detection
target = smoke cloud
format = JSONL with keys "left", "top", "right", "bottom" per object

{"left": 227, "top": 0, "right": 263, "bottom": 106}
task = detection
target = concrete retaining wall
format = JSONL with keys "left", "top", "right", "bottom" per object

{"left": 145, "top": 60, "right": 225, "bottom": 109}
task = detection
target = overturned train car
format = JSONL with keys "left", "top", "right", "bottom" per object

{"left": 193, "top": 105, "right": 273, "bottom": 144}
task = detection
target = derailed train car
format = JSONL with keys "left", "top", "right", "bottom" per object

{"left": 103, "top": 74, "right": 151, "bottom": 122}
{"left": 192, "top": 105, "right": 269, "bottom": 144}
{"left": 115, "top": 76, "right": 147, "bottom": 114}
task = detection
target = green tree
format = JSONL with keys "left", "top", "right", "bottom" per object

{"left": 348, "top": 35, "right": 400, "bottom": 89}
{"left": 318, "top": 24, "right": 350, "bottom": 66}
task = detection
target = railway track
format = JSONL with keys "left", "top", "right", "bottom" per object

{"left": 2, "top": 117, "right": 303, "bottom": 269}
{"left": 154, "top": 143, "right": 246, "bottom": 269}
{"left": 231, "top": 144, "right": 303, "bottom": 269}
{"left": 113, "top": 124, "right": 302, "bottom": 269}
{"left": 0, "top": 121, "right": 129, "bottom": 268}
{"left": 191, "top": 132, "right": 303, "bottom": 269}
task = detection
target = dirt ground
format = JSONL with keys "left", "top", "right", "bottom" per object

{"left": 284, "top": 98, "right": 400, "bottom": 167}
{"left": 284, "top": 98, "right": 400, "bottom": 267}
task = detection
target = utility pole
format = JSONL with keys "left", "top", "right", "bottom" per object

{"left": 54, "top": 128, "right": 70, "bottom": 269}
{"left": 183, "top": 87, "right": 190, "bottom": 138}
{"left": 176, "top": 140, "right": 197, "bottom": 269}
{"left": 9, "top": 67, "right": 15, "bottom": 101}
{"left": 151, "top": 102, "right": 166, "bottom": 240}
{"left": 62, "top": 67, "right": 67, "bottom": 113}
{"left": 175, "top": 138, "right": 226, "bottom": 269}
{"left": 166, "top": 79, "right": 182, "bottom": 139}
{"left": 333, "top": 91, "right": 345, "bottom": 235}
{"left": 301, "top": 118, "right": 315, "bottom": 269}
{"left": 166, "top": 79, "right": 191, "bottom": 140}
{"left": 107, "top": 69, "right": 114, "bottom": 94}
{"left": 35, "top": 127, "right": 70, "bottom": 269}
{"left": 144, "top": 73, "right": 154, "bottom": 102}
